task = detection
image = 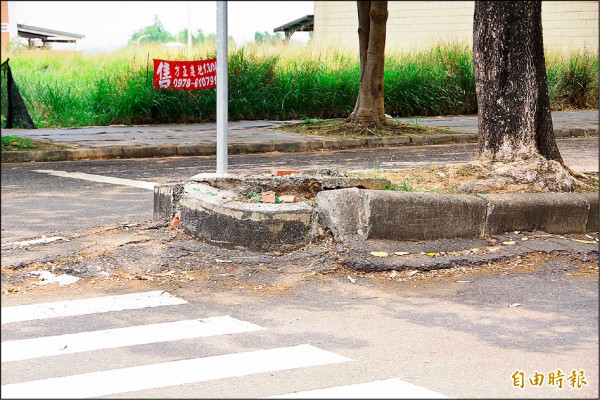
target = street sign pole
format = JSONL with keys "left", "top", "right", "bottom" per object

{"left": 187, "top": 1, "right": 192, "bottom": 50}
{"left": 216, "top": 0, "right": 228, "bottom": 174}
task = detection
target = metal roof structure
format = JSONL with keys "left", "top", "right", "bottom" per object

{"left": 274, "top": 15, "right": 314, "bottom": 40}
{"left": 17, "top": 24, "right": 84, "bottom": 46}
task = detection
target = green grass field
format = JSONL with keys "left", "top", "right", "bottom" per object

{"left": 2, "top": 41, "right": 598, "bottom": 128}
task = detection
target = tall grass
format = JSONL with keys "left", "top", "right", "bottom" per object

{"left": 3, "top": 41, "right": 598, "bottom": 128}
{"left": 546, "top": 48, "right": 599, "bottom": 110}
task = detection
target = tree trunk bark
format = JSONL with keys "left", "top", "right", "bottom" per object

{"left": 473, "top": 1, "right": 563, "bottom": 164}
{"left": 347, "top": 1, "right": 390, "bottom": 126}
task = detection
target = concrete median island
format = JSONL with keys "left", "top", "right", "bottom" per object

{"left": 154, "top": 172, "right": 598, "bottom": 252}
{"left": 154, "top": 172, "right": 390, "bottom": 251}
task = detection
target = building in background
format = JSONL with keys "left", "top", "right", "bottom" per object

{"left": 1, "top": 1, "right": 84, "bottom": 53}
{"left": 313, "top": 1, "right": 598, "bottom": 52}
{"left": 15, "top": 24, "right": 84, "bottom": 50}
{"left": 1, "top": 0, "right": 16, "bottom": 55}
{"left": 274, "top": 15, "right": 314, "bottom": 42}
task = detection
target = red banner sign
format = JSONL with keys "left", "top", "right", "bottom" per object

{"left": 153, "top": 58, "right": 217, "bottom": 90}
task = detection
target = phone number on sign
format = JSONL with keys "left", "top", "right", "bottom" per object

{"left": 172, "top": 76, "right": 216, "bottom": 89}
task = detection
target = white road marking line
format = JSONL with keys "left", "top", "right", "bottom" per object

{"left": 34, "top": 169, "right": 155, "bottom": 190}
{"left": 0, "top": 344, "right": 351, "bottom": 399}
{"left": 1, "top": 236, "right": 63, "bottom": 250}
{"left": 1, "top": 291, "right": 187, "bottom": 324}
{"left": 267, "top": 378, "right": 449, "bottom": 398}
{"left": 1, "top": 316, "right": 263, "bottom": 362}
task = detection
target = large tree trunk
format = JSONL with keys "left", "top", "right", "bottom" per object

{"left": 347, "top": 1, "right": 390, "bottom": 126}
{"left": 473, "top": 1, "right": 563, "bottom": 164}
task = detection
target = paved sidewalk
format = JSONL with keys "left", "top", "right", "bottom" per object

{"left": 1, "top": 110, "right": 597, "bottom": 163}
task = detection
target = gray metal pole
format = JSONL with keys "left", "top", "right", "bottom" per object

{"left": 187, "top": 1, "right": 192, "bottom": 50}
{"left": 216, "top": 1, "right": 228, "bottom": 174}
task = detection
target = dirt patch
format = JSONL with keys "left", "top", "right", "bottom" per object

{"left": 1, "top": 218, "right": 597, "bottom": 299}
{"left": 279, "top": 119, "right": 455, "bottom": 138}
{"left": 346, "top": 162, "right": 598, "bottom": 194}
{"left": 0, "top": 220, "right": 342, "bottom": 297}
{"left": 279, "top": 119, "right": 598, "bottom": 194}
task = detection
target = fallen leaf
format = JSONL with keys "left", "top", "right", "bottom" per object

{"left": 370, "top": 251, "right": 389, "bottom": 257}
{"left": 424, "top": 252, "right": 439, "bottom": 257}
{"left": 394, "top": 251, "right": 410, "bottom": 256}
{"left": 503, "top": 241, "right": 516, "bottom": 245}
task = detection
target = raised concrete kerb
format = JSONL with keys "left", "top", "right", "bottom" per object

{"left": 154, "top": 174, "right": 597, "bottom": 250}
{"left": 2, "top": 125, "right": 597, "bottom": 163}
{"left": 317, "top": 189, "right": 599, "bottom": 242}
{"left": 317, "top": 189, "right": 487, "bottom": 241}
{"left": 154, "top": 180, "right": 318, "bottom": 252}
{"left": 480, "top": 192, "right": 599, "bottom": 234}
{"left": 179, "top": 184, "right": 317, "bottom": 251}
{"left": 154, "top": 173, "right": 390, "bottom": 251}
{"left": 367, "top": 191, "right": 487, "bottom": 240}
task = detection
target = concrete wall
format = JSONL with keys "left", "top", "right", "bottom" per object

{"left": 314, "top": 1, "right": 599, "bottom": 52}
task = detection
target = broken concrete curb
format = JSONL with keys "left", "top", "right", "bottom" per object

{"left": 365, "top": 191, "right": 488, "bottom": 240}
{"left": 2, "top": 126, "right": 597, "bottom": 163}
{"left": 179, "top": 189, "right": 317, "bottom": 252}
{"left": 480, "top": 193, "right": 592, "bottom": 235}
{"left": 155, "top": 174, "right": 598, "bottom": 251}
{"left": 155, "top": 182, "right": 318, "bottom": 251}
{"left": 317, "top": 190, "right": 599, "bottom": 242}
{"left": 154, "top": 173, "right": 391, "bottom": 252}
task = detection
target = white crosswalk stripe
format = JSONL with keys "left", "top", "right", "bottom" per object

{"left": 1, "top": 290, "right": 448, "bottom": 399}
{"left": 1, "top": 290, "right": 187, "bottom": 324}
{"left": 1, "top": 316, "right": 264, "bottom": 362}
{"left": 1, "top": 345, "right": 351, "bottom": 399}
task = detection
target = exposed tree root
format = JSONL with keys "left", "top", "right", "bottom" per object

{"left": 453, "top": 155, "right": 598, "bottom": 193}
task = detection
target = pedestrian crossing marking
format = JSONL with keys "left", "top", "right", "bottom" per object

{"left": 1, "top": 316, "right": 264, "bottom": 362}
{"left": 0, "top": 344, "right": 352, "bottom": 399}
{"left": 267, "top": 377, "right": 449, "bottom": 398}
{"left": 1, "top": 293, "right": 448, "bottom": 399}
{"left": 1, "top": 290, "right": 187, "bottom": 324}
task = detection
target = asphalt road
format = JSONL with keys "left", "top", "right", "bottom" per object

{"left": 1, "top": 254, "right": 597, "bottom": 398}
{"left": 1, "top": 139, "right": 598, "bottom": 398}
{"left": 1, "top": 138, "right": 597, "bottom": 243}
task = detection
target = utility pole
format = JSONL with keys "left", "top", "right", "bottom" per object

{"left": 216, "top": 1, "right": 228, "bottom": 173}
{"left": 187, "top": 1, "right": 192, "bottom": 50}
